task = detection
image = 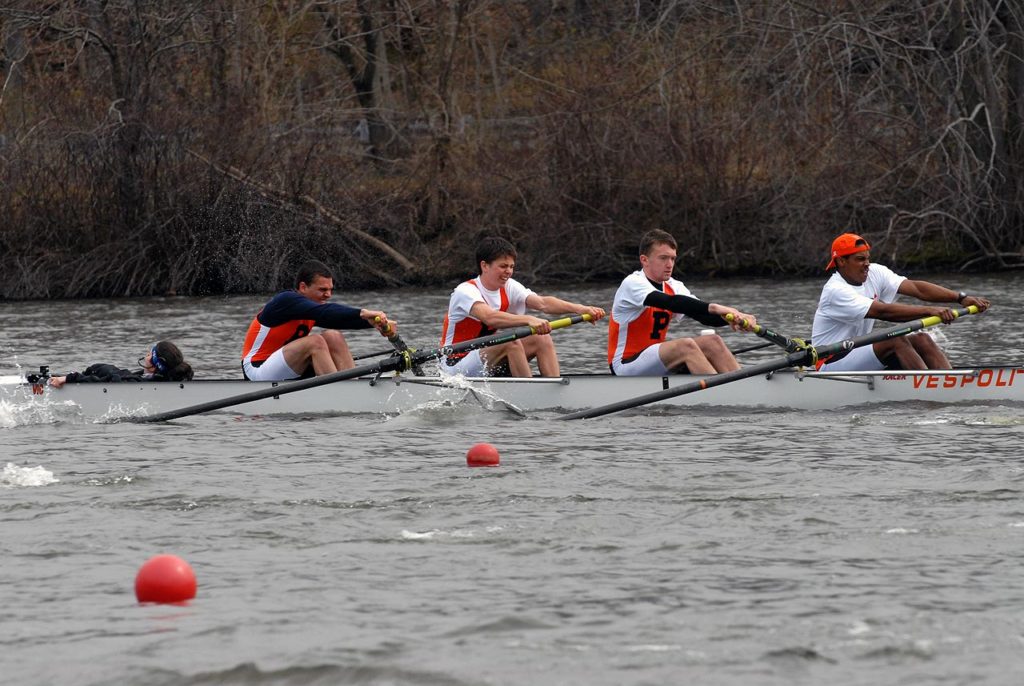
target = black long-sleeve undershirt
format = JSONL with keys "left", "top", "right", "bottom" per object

{"left": 643, "top": 291, "right": 729, "bottom": 327}
{"left": 258, "top": 290, "right": 370, "bottom": 329}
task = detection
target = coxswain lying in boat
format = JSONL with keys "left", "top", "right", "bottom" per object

{"left": 439, "top": 236, "right": 606, "bottom": 378}
{"left": 813, "top": 233, "right": 991, "bottom": 371}
{"left": 48, "top": 340, "right": 193, "bottom": 387}
{"left": 241, "top": 260, "right": 395, "bottom": 382}
{"left": 608, "top": 229, "right": 759, "bottom": 376}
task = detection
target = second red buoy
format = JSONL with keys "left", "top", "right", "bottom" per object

{"left": 135, "top": 554, "right": 197, "bottom": 604}
{"left": 466, "top": 442, "right": 500, "bottom": 467}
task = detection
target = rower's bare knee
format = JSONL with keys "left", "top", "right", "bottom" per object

{"left": 321, "top": 330, "right": 349, "bottom": 351}
{"left": 695, "top": 334, "right": 739, "bottom": 372}
{"left": 671, "top": 337, "right": 701, "bottom": 355}
{"left": 877, "top": 335, "right": 930, "bottom": 370}
{"left": 482, "top": 340, "right": 521, "bottom": 363}
{"left": 305, "top": 334, "right": 330, "bottom": 354}
{"left": 532, "top": 335, "right": 555, "bottom": 354}
{"left": 908, "top": 332, "right": 949, "bottom": 368}
{"left": 283, "top": 333, "right": 329, "bottom": 373}
{"left": 524, "top": 335, "right": 556, "bottom": 362}
{"left": 695, "top": 334, "right": 727, "bottom": 355}
{"left": 887, "top": 337, "right": 916, "bottom": 358}
{"left": 484, "top": 340, "right": 531, "bottom": 376}
{"left": 526, "top": 335, "right": 559, "bottom": 376}
{"left": 908, "top": 333, "right": 938, "bottom": 352}
{"left": 662, "top": 337, "right": 700, "bottom": 366}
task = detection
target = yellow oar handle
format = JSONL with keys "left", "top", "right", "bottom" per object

{"left": 533, "top": 313, "right": 593, "bottom": 334}
{"left": 373, "top": 316, "right": 394, "bottom": 337}
{"left": 724, "top": 313, "right": 747, "bottom": 329}
{"left": 919, "top": 304, "right": 980, "bottom": 328}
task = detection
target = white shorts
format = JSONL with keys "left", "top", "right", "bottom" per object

{"left": 439, "top": 350, "right": 488, "bottom": 377}
{"left": 818, "top": 345, "right": 884, "bottom": 372}
{"left": 243, "top": 348, "right": 303, "bottom": 381}
{"left": 612, "top": 344, "right": 670, "bottom": 376}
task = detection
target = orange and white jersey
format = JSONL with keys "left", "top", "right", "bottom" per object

{"left": 242, "top": 315, "right": 315, "bottom": 367}
{"left": 607, "top": 271, "right": 692, "bottom": 367}
{"left": 440, "top": 277, "right": 534, "bottom": 352}
{"left": 241, "top": 290, "right": 368, "bottom": 367}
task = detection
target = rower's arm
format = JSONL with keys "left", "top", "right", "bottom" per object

{"left": 260, "top": 291, "right": 371, "bottom": 329}
{"left": 897, "top": 279, "right": 959, "bottom": 304}
{"left": 525, "top": 294, "right": 606, "bottom": 321}
{"left": 898, "top": 279, "right": 991, "bottom": 312}
{"left": 468, "top": 302, "right": 551, "bottom": 333}
{"left": 643, "top": 292, "right": 728, "bottom": 327}
{"left": 866, "top": 300, "right": 951, "bottom": 322}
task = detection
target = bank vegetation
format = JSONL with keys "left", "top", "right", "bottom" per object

{"left": 1, "top": 1, "right": 1022, "bottom": 298}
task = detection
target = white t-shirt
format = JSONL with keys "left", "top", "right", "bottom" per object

{"left": 611, "top": 271, "right": 693, "bottom": 327}
{"left": 441, "top": 276, "right": 535, "bottom": 346}
{"left": 811, "top": 264, "right": 906, "bottom": 346}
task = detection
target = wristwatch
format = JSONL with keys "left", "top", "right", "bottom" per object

{"left": 956, "top": 291, "right": 968, "bottom": 303}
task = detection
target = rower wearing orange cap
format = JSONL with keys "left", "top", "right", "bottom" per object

{"left": 811, "top": 233, "right": 991, "bottom": 371}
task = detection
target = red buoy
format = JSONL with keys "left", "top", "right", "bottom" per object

{"left": 135, "top": 554, "right": 197, "bottom": 604}
{"left": 466, "top": 442, "right": 500, "bottom": 467}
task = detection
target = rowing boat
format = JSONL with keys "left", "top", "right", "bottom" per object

{"left": 2, "top": 367, "right": 1022, "bottom": 420}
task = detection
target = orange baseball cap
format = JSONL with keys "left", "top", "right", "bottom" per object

{"left": 826, "top": 233, "right": 870, "bottom": 270}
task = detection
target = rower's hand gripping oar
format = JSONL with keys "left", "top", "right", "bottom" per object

{"left": 561, "top": 306, "right": 980, "bottom": 420}
{"left": 133, "top": 314, "right": 592, "bottom": 423}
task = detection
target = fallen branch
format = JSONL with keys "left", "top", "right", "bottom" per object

{"left": 186, "top": 148, "right": 415, "bottom": 273}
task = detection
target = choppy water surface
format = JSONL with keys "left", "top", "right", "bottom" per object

{"left": 2, "top": 274, "right": 1023, "bottom": 685}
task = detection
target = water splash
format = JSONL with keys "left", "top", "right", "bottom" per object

{"left": 393, "top": 374, "right": 527, "bottom": 416}
{"left": 1, "top": 462, "right": 59, "bottom": 488}
{"left": 0, "top": 397, "right": 84, "bottom": 427}
{"left": 401, "top": 525, "right": 505, "bottom": 540}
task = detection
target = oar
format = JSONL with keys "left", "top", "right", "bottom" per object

{"left": 353, "top": 347, "right": 397, "bottom": 361}
{"left": 377, "top": 318, "right": 425, "bottom": 376}
{"left": 134, "top": 314, "right": 592, "bottom": 423}
{"left": 326, "top": 334, "right": 422, "bottom": 364}
{"left": 561, "top": 306, "right": 980, "bottom": 420}
{"left": 730, "top": 341, "right": 775, "bottom": 355}
{"left": 725, "top": 314, "right": 811, "bottom": 354}
{"left": 749, "top": 323, "right": 810, "bottom": 353}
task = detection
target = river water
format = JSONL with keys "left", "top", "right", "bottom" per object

{"left": 2, "top": 274, "right": 1023, "bottom": 685}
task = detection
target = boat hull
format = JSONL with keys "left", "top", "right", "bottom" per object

{"left": 3, "top": 368, "right": 1023, "bottom": 420}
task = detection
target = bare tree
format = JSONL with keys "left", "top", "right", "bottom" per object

{"left": 2, "top": 0, "right": 1022, "bottom": 299}
{"left": 316, "top": 0, "right": 398, "bottom": 157}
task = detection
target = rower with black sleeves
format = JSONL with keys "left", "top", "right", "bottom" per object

{"left": 608, "top": 229, "right": 759, "bottom": 376}
{"left": 241, "top": 259, "right": 395, "bottom": 381}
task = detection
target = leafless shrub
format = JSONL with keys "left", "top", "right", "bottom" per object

{"left": 0, "top": 0, "right": 1021, "bottom": 299}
